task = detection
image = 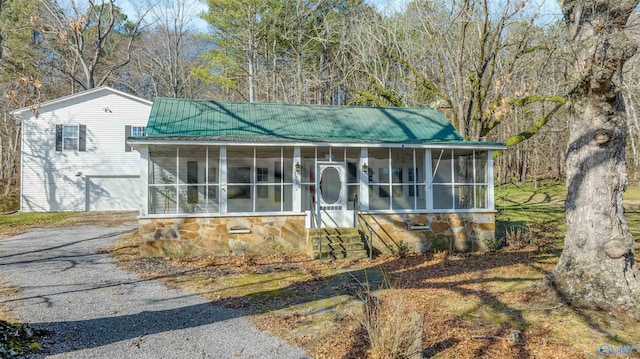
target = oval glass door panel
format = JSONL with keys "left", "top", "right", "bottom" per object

{"left": 320, "top": 167, "right": 341, "bottom": 204}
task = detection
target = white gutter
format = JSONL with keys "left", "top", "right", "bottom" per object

{"left": 128, "top": 139, "right": 506, "bottom": 150}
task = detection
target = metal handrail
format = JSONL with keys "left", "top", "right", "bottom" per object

{"left": 353, "top": 194, "right": 373, "bottom": 260}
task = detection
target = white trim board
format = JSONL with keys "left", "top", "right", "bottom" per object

{"left": 11, "top": 86, "right": 152, "bottom": 115}
{"left": 131, "top": 140, "right": 506, "bottom": 150}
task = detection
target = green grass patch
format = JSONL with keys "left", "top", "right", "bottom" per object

{"left": 0, "top": 212, "right": 78, "bottom": 230}
{"left": 495, "top": 182, "right": 640, "bottom": 242}
{"left": 0, "top": 211, "right": 137, "bottom": 239}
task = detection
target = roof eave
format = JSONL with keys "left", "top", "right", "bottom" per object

{"left": 10, "top": 86, "right": 152, "bottom": 115}
{"left": 127, "top": 137, "right": 507, "bottom": 150}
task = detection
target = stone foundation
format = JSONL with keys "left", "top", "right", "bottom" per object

{"left": 138, "top": 212, "right": 495, "bottom": 258}
{"left": 139, "top": 216, "right": 306, "bottom": 257}
{"left": 358, "top": 212, "right": 495, "bottom": 253}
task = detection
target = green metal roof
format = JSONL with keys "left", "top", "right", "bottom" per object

{"left": 134, "top": 97, "right": 503, "bottom": 147}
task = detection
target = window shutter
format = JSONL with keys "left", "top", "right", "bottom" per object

{"left": 55, "top": 125, "right": 63, "bottom": 151}
{"left": 79, "top": 125, "right": 86, "bottom": 151}
{"left": 125, "top": 125, "right": 132, "bottom": 152}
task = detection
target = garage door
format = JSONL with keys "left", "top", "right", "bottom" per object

{"left": 87, "top": 175, "right": 140, "bottom": 211}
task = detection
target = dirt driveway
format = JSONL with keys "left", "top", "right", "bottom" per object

{"left": 0, "top": 223, "right": 307, "bottom": 358}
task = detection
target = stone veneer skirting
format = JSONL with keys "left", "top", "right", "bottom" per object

{"left": 138, "top": 212, "right": 495, "bottom": 258}
{"left": 139, "top": 216, "right": 307, "bottom": 257}
{"left": 357, "top": 212, "right": 495, "bottom": 254}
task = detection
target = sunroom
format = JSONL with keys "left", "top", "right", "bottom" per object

{"left": 130, "top": 98, "right": 505, "bottom": 258}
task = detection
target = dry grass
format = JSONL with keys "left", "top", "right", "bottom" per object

{"left": 0, "top": 278, "right": 18, "bottom": 323}
{"left": 359, "top": 290, "right": 423, "bottom": 359}
{"left": 504, "top": 226, "right": 529, "bottom": 250}
{"left": 105, "top": 232, "right": 640, "bottom": 359}
{"left": 0, "top": 211, "right": 138, "bottom": 239}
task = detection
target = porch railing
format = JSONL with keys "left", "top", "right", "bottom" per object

{"left": 353, "top": 194, "right": 373, "bottom": 260}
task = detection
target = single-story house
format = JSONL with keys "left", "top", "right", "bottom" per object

{"left": 129, "top": 98, "right": 505, "bottom": 259}
{"left": 11, "top": 86, "right": 151, "bottom": 212}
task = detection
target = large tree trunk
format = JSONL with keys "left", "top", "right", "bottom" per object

{"left": 547, "top": 0, "right": 640, "bottom": 313}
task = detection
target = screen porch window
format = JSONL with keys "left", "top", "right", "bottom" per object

{"left": 146, "top": 145, "right": 491, "bottom": 215}
{"left": 148, "top": 145, "right": 219, "bottom": 214}
{"left": 368, "top": 148, "right": 426, "bottom": 210}
{"left": 227, "top": 146, "right": 293, "bottom": 213}
{"left": 148, "top": 145, "right": 294, "bottom": 215}
{"left": 432, "top": 149, "right": 488, "bottom": 209}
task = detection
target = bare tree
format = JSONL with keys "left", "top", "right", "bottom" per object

{"left": 130, "top": 0, "right": 207, "bottom": 98}
{"left": 546, "top": 0, "right": 640, "bottom": 313}
{"left": 38, "top": 0, "right": 149, "bottom": 90}
{"left": 347, "top": 0, "right": 566, "bottom": 146}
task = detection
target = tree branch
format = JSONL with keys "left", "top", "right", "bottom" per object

{"left": 347, "top": 87, "right": 395, "bottom": 107}
{"left": 384, "top": 48, "right": 447, "bottom": 102}
{"left": 482, "top": 95, "right": 566, "bottom": 136}
{"left": 504, "top": 101, "right": 564, "bottom": 147}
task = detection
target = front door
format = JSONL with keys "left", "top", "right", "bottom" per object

{"left": 316, "top": 162, "right": 352, "bottom": 227}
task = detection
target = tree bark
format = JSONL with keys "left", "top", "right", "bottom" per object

{"left": 547, "top": 0, "right": 640, "bottom": 314}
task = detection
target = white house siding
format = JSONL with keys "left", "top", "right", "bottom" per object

{"left": 87, "top": 176, "right": 140, "bottom": 211}
{"left": 18, "top": 89, "right": 151, "bottom": 212}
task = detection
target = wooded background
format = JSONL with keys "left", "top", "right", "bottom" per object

{"left": 1, "top": 0, "right": 639, "bottom": 212}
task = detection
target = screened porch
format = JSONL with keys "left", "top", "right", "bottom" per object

{"left": 141, "top": 144, "right": 494, "bottom": 218}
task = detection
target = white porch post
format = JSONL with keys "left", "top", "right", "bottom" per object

{"left": 175, "top": 147, "right": 180, "bottom": 214}
{"left": 139, "top": 145, "right": 149, "bottom": 216}
{"left": 359, "top": 148, "right": 369, "bottom": 210}
{"left": 425, "top": 149, "right": 433, "bottom": 210}
{"left": 487, "top": 151, "right": 495, "bottom": 210}
{"left": 293, "top": 147, "right": 301, "bottom": 212}
{"left": 220, "top": 146, "right": 227, "bottom": 213}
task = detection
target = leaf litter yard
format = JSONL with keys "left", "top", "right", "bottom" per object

{"left": 105, "top": 183, "right": 640, "bottom": 359}
{"left": 17, "top": 184, "right": 619, "bottom": 358}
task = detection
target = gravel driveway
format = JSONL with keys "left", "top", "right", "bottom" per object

{"left": 0, "top": 223, "right": 307, "bottom": 358}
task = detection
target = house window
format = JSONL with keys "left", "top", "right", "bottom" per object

{"left": 228, "top": 167, "right": 252, "bottom": 200}
{"left": 126, "top": 126, "right": 146, "bottom": 152}
{"left": 132, "top": 126, "right": 145, "bottom": 137}
{"left": 63, "top": 126, "right": 79, "bottom": 150}
{"left": 408, "top": 168, "right": 418, "bottom": 197}
{"left": 56, "top": 124, "right": 86, "bottom": 152}
{"left": 187, "top": 161, "right": 199, "bottom": 204}
{"left": 256, "top": 167, "right": 269, "bottom": 199}
{"left": 257, "top": 167, "right": 268, "bottom": 182}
